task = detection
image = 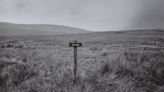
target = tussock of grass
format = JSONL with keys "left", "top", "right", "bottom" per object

{"left": 0, "top": 47, "right": 164, "bottom": 92}
{"left": 98, "top": 50, "right": 164, "bottom": 92}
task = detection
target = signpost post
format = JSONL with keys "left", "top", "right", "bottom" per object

{"left": 69, "top": 40, "right": 82, "bottom": 84}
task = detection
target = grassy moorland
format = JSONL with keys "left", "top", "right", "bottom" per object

{"left": 0, "top": 30, "right": 164, "bottom": 92}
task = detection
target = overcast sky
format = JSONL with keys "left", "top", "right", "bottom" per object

{"left": 0, "top": 0, "right": 163, "bottom": 31}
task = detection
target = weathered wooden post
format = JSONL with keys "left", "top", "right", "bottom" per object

{"left": 69, "top": 40, "right": 82, "bottom": 84}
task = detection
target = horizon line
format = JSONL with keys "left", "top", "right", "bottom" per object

{"left": 0, "top": 21, "right": 163, "bottom": 32}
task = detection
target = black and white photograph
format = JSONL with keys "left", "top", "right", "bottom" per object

{"left": 0, "top": 0, "right": 164, "bottom": 92}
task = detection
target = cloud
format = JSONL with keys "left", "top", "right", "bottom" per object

{"left": 127, "top": 0, "right": 164, "bottom": 30}
{"left": 0, "top": 0, "right": 163, "bottom": 31}
{"left": 0, "top": 0, "right": 32, "bottom": 16}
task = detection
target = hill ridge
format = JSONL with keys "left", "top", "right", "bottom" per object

{"left": 0, "top": 22, "right": 89, "bottom": 36}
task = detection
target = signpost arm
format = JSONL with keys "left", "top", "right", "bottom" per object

{"left": 69, "top": 40, "right": 82, "bottom": 84}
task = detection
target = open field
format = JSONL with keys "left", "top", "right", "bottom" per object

{"left": 0, "top": 30, "right": 164, "bottom": 92}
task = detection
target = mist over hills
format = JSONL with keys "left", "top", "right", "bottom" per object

{"left": 0, "top": 22, "right": 89, "bottom": 36}
{"left": 0, "top": 22, "right": 164, "bottom": 37}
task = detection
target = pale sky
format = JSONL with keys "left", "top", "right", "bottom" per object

{"left": 0, "top": 0, "right": 164, "bottom": 31}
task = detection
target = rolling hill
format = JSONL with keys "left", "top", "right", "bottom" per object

{"left": 0, "top": 22, "right": 89, "bottom": 36}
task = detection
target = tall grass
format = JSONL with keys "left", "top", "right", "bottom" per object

{"left": 0, "top": 47, "right": 164, "bottom": 92}
{"left": 98, "top": 50, "right": 164, "bottom": 92}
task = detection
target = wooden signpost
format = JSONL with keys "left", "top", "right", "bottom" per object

{"left": 69, "top": 40, "right": 82, "bottom": 84}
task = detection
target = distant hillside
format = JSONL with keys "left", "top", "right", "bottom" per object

{"left": 11, "top": 29, "right": 163, "bottom": 44}
{"left": 0, "top": 22, "right": 89, "bottom": 36}
{"left": 113, "top": 29, "right": 164, "bottom": 35}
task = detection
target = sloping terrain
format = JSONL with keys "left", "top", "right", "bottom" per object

{"left": 0, "top": 22, "right": 89, "bottom": 36}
